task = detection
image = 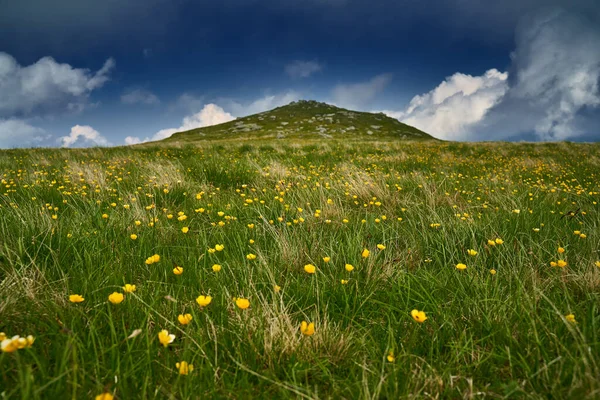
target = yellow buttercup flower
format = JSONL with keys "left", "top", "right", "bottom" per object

{"left": 212, "top": 264, "right": 222, "bottom": 272}
{"left": 341, "top": 279, "right": 349, "bottom": 284}
{"left": 95, "top": 393, "right": 114, "bottom": 400}
{"left": 467, "top": 249, "right": 477, "bottom": 256}
{"left": 69, "top": 294, "right": 84, "bottom": 303}
{"left": 323, "top": 256, "right": 331, "bottom": 263}
{"left": 158, "top": 329, "right": 175, "bottom": 347}
{"left": 387, "top": 351, "right": 395, "bottom": 362}
{"left": 411, "top": 309, "right": 427, "bottom": 323}
{"left": 123, "top": 284, "right": 136, "bottom": 293}
{"left": 145, "top": 254, "right": 161, "bottom": 265}
{"left": 490, "top": 269, "right": 497, "bottom": 275}
{"left": 487, "top": 240, "right": 496, "bottom": 246}
{"left": 196, "top": 295, "right": 212, "bottom": 307}
{"left": 235, "top": 298, "right": 250, "bottom": 309}
{"left": 181, "top": 227, "right": 189, "bottom": 234}
{"left": 558, "top": 247, "right": 565, "bottom": 254}
{"left": 345, "top": 263, "right": 354, "bottom": 272}
{"left": 557, "top": 260, "right": 567, "bottom": 268}
{"left": 173, "top": 266, "right": 184, "bottom": 275}
{"left": 495, "top": 238, "right": 504, "bottom": 245}
{"left": 178, "top": 313, "right": 193, "bottom": 325}
{"left": 108, "top": 292, "right": 124, "bottom": 304}
{"left": 246, "top": 253, "right": 257, "bottom": 260}
{"left": 300, "top": 321, "right": 315, "bottom": 336}
{"left": 361, "top": 249, "right": 370, "bottom": 258}
{"left": 130, "top": 234, "right": 137, "bottom": 240}
{"left": 595, "top": 261, "right": 600, "bottom": 268}
{"left": 456, "top": 263, "right": 467, "bottom": 270}
{"left": 377, "top": 244, "right": 386, "bottom": 250}
{"left": 304, "top": 264, "right": 316, "bottom": 274}
{"left": 215, "top": 244, "right": 224, "bottom": 251}
{"left": 565, "top": 314, "right": 576, "bottom": 323}
{"left": 274, "top": 285, "right": 281, "bottom": 293}
{"left": 176, "top": 361, "right": 194, "bottom": 375}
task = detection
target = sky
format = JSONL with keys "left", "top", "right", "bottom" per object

{"left": 0, "top": 0, "right": 599, "bottom": 147}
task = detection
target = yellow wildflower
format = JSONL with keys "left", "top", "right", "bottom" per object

{"left": 196, "top": 295, "right": 212, "bottom": 307}
{"left": 173, "top": 266, "right": 184, "bottom": 275}
{"left": 411, "top": 309, "right": 427, "bottom": 323}
{"left": 235, "top": 298, "right": 250, "bottom": 309}
{"left": 304, "top": 264, "right": 316, "bottom": 274}
{"left": 345, "top": 263, "right": 354, "bottom": 272}
{"left": 361, "top": 249, "right": 370, "bottom": 258}
{"left": 565, "top": 314, "right": 576, "bottom": 323}
{"left": 178, "top": 313, "right": 193, "bottom": 325}
{"left": 246, "top": 253, "right": 257, "bottom": 260}
{"left": 108, "top": 292, "right": 124, "bottom": 304}
{"left": 456, "top": 263, "right": 467, "bottom": 270}
{"left": 158, "top": 329, "right": 175, "bottom": 347}
{"left": 176, "top": 361, "right": 194, "bottom": 375}
{"left": 123, "top": 284, "right": 136, "bottom": 293}
{"left": 467, "top": 249, "right": 477, "bottom": 256}
{"left": 69, "top": 294, "right": 84, "bottom": 303}
{"left": 212, "top": 264, "right": 222, "bottom": 272}
{"left": 377, "top": 244, "right": 386, "bottom": 250}
{"left": 300, "top": 321, "right": 315, "bottom": 336}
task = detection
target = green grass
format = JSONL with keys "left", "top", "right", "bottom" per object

{"left": 1, "top": 140, "right": 600, "bottom": 399}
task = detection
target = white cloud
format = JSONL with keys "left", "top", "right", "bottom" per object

{"left": 285, "top": 60, "right": 322, "bottom": 78}
{"left": 0, "top": 119, "right": 49, "bottom": 148}
{"left": 59, "top": 125, "right": 110, "bottom": 148}
{"left": 124, "top": 136, "right": 143, "bottom": 145}
{"left": 126, "top": 103, "right": 236, "bottom": 144}
{"left": 507, "top": 9, "right": 600, "bottom": 140}
{"left": 121, "top": 88, "right": 160, "bottom": 105}
{"left": 332, "top": 74, "right": 392, "bottom": 110}
{"left": 383, "top": 69, "right": 508, "bottom": 140}
{"left": 0, "top": 52, "right": 115, "bottom": 117}
{"left": 382, "top": 9, "right": 600, "bottom": 141}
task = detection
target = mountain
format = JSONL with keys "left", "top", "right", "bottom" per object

{"left": 162, "top": 100, "right": 435, "bottom": 143}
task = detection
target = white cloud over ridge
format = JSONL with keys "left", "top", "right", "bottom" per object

{"left": 285, "top": 60, "right": 322, "bottom": 78}
{"left": 126, "top": 103, "right": 236, "bottom": 144}
{"left": 385, "top": 69, "right": 508, "bottom": 140}
{"left": 0, "top": 52, "right": 115, "bottom": 117}
{"left": 383, "top": 9, "right": 600, "bottom": 141}
{"left": 60, "top": 125, "right": 110, "bottom": 148}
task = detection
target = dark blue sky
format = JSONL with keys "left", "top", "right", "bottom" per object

{"left": 0, "top": 0, "right": 599, "bottom": 146}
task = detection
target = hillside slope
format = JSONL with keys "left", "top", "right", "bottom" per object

{"left": 163, "top": 100, "right": 435, "bottom": 142}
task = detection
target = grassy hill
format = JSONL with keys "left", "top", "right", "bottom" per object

{"left": 163, "top": 100, "right": 435, "bottom": 143}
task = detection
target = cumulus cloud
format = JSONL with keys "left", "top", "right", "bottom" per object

{"left": 0, "top": 52, "right": 115, "bottom": 117}
{"left": 332, "top": 74, "right": 392, "bottom": 110}
{"left": 126, "top": 103, "right": 235, "bottom": 144}
{"left": 59, "top": 125, "right": 110, "bottom": 147}
{"left": 383, "top": 8, "right": 600, "bottom": 141}
{"left": 121, "top": 88, "right": 160, "bottom": 105}
{"left": 0, "top": 119, "right": 49, "bottom": 148}
{"left": 285, "top": 60, "right": 322, "bottom": 78}
{"left": 383, "top": 69, "right": 508, "bottom": 140}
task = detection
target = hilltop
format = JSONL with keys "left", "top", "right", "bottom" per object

{"left": 163, "top": 100, "right": 435, "bottom": 143}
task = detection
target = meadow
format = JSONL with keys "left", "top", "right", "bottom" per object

{"left": 1, "top": 140, "right": 599, "bottom": 399}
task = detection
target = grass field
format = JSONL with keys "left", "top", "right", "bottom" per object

{"left": 1, "top": 140, "right": 600, "bottom": 399}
